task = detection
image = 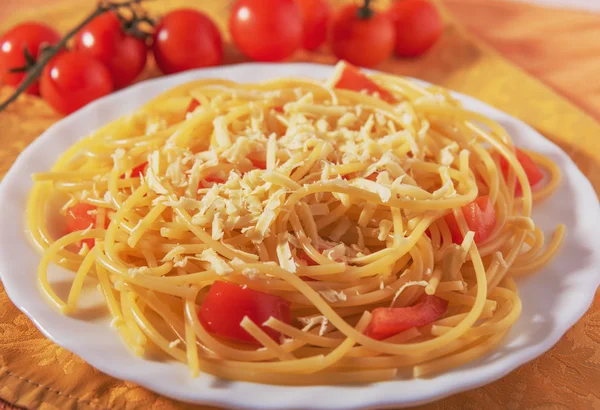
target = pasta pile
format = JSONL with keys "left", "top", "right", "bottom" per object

{"left": 28, "top": 62, "right": 564, "bottom": 384}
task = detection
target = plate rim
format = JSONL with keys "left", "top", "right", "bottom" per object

{"left": 0, "top": 62, "right": 599, "bottom": 410}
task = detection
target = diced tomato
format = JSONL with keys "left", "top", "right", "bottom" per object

{"left": 365, "top": 294, "right": 448, "bottom": 340}
{"left": 366, "top": 172, "right": 379, "bottom": 181}
{"left": 342, "top": 171, "right": 377, "bottom": 181}
{"left": 332, "top": 62, "right": 396, "bottom": 103}
{"left": 296, "top": 249, "right": 318, "bottom": 281}
{"left": 66, "top": 203, "right": 99, "bottom": 249}
{"left": 186, "top": 98, "right": 200, "bottom": 114}
{"left": 444, "top": 195, "right": 496, "bottom": 245}
{"left": 273, "top": 105, "right": 284, "bottom": 113}
{"left": 204, "top": 174, "right": 225, "bottom": 184}
{"left": 198, "top": 281, "right": 291, "bottom": 345}
{"left": 499, "top": 148, "right": 544, "bottom": 196}
{"left": 297, "top": 249, "right": 318, "bottom": 266}
{"left": 250, "top": 158, "right": 267, "bottom": 170}
{"left": 120, "top": 161, "right": 148, "bottom": 179}
{"left": 198, "top": 174, "right": 226, "bottom": 190}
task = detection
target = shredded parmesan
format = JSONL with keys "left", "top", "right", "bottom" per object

{"left": 318, "top": 289, "right": 347, "bottom": 303}
{"left": 198, "top": 249, "right": 233, "bottom": 275}
{"left": 390, "top": 281, "right": 429, "bottom": 307}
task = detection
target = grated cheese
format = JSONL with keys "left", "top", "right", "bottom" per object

{"left": 390, "top": 281, "right": 429, "bottom": 307}
{"left": 198, "top": 249, "right": 233, "bottom": 275}
{"left": 318, "top": 289, "right": 347, "bottom": 303}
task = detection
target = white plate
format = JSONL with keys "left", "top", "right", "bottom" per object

{"left": 0, "top": 63, "right": 599, "bottom": 410}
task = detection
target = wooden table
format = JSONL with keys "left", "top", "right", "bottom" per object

{"left": 0, "top": 1, "right": 599, "bottom": 409}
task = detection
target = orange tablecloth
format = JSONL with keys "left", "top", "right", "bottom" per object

{"left": 446, "top": 0, "right": 600, "bottom": 122}
{"left": 0, "top": 1, "right": 599, "bottom": 409}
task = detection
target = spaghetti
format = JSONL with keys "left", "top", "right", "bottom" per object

{"left": 28, "top": 61, "right": 564, "bottom": 384}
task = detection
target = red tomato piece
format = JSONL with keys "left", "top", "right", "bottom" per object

{"left": 365, "top": 294, "right": 448, "bottom": 340}
{"left": 153, "top": 9, "right": 223, "bottom": 74}
{"left": 332, "top": 62, "right": 396, "bottom": 103}
{"left": 198, "top": 281, "right": 291, "bottom": 344}
{"left": 297, "top": 249, "right": 318, "bottom": 266}
{"left": 205, "top": 175, "right": 226, "bottom": 184}
{"left": 186, "top": 98, "right": 200, "bottom": 114}
{"left": 74, "top": 12, "right": 147, "bottom": 89}
{"left": 297, "top": 0, "right": 331, "bottom": 51}
{"left": 249, "top": 158, "right": 267, "bottom": 170}
{"left": 366, "top": 172, "right": 379, "bottom": 181}
{"left": 499, "top": 148, "right": 544, "bottom": 196}
{"left": 331, "top": 3, "right": 395, "bottom": 67}
{"left": 389, "top": 0, "right": 444, "bottom": 58}
{"left": 40, "top": 51, "right": 114, "bottom": 115}
{"left": 296, "top": 249, "right": 318, "bottom": 281}
{"left": 444, "top": 195, "right": 496, "bottom": 245}
{"left": 120, "top": 161, "right": 148, "bottom": 179}
{"left": 229, "top": 0, "right": 303, "bottom": 62}
{"left": 0, "top": 22, "right": 61, "bottom": 95}
{"left": 198, "top": 174, "right": 226, "bottom": 190}
{"left": 66, "top": 203, "right": 98, "bottom": 249}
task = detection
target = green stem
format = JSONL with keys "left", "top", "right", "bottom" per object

{"left": 0, "top": 0, "right": 145, "bottom": 112}
{"left": 357, "top": 0, "right": 374, "bottom": 19}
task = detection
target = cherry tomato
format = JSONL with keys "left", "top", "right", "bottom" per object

{"left": 389, "top": 0, "right": 443, "bottom": 57}
{"left": 65, "top": 203, "right": 101, "bottom": 249}
{"left": 297, "top": 0, "right": 331, "bottom": 51}
{"left": 74, "top": 12, "right": 147, "bottom": 89}
{"left": 445, "top": 195, "right": 497, "bottom": 245}
{"left": 229, "top": 0, "right": 303, "bottom": 62}
{"left": 331, "top": 1, "right": 395, "bottom": 67}
{"left": 198, "top": 281, "right": 291, "bottom": 344}
{"left": 499, "top": 148, "right": 544, "bottom": 196}
{"left": 0, "top": 22, "right": 60, "bottom": 95}
{"left": 153, "top": 9, "right": 223, "bottom": 75}
{"left": 332, "top": 61, "right": 396, "bottom": 103}
{"left": 366, "top": 295, "right": 448, "bottom": 340}
{"left": 40, "top": 51, "right": 113, "bottom": 115}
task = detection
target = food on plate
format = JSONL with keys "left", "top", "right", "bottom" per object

{"left": 0, "top": 22, "right": 61, "bottom": 95}
{"left": 29, "top": 61, "right": 564, "bottom": 385}
{"left": 389, "top": 0, "right": 444, "bottom": 57}
{"left": 153, "top": 9, "right": 224, "bottom": 75}
{"left": 39, "top": 51, "right": 114, "bottom": 115}
{"left": 229, "top": 0, "right": 303, "bottom": 62}
{"left": 331, "top": 0, "right": 395, "bottom": 67}
{"left": 75, "top": 12, "right": 147, "bottom": 88}
{"left": 297, "top": 0, "right": 331, "bottom": 51}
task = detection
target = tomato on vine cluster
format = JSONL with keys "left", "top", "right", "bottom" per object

{"left": 0, "top": 0, "right": 444, "bottom": 116}
{"left": 0, "top": 4, "right": 225, "bottom": 115}
{"left": 227, "top": 0, "right": 443, "bottom": 67}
